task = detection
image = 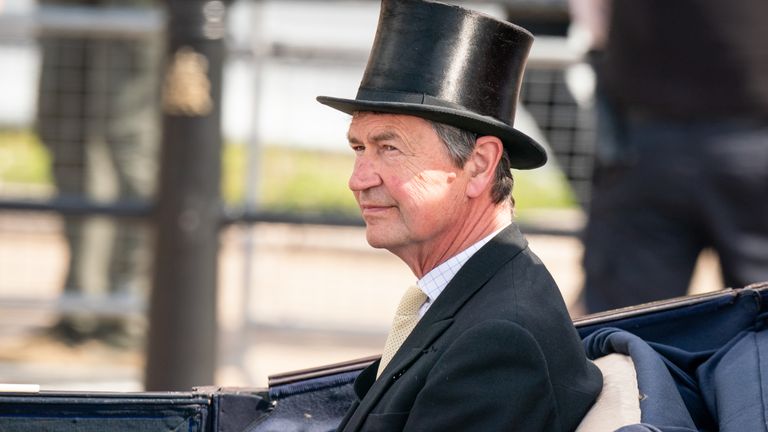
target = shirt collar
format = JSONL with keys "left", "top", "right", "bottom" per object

{"left": 416, "top": 224, "right": 509, "bottom": 316}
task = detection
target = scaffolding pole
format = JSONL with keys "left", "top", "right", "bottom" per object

{"left": 145, "top": 0, "right": 229, "bottom": 391}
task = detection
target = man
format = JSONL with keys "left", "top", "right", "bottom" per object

{"left": 318, "top": 1, "right": 602, "bottom": 430}
{"left": 36, "top": 0, "right": 160, "bottom": 345}
{"left": 581, "top": 0, "right": 768, "bottom": 312}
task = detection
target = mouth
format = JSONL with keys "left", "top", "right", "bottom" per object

{"left": 359, "top": 204, "right": 395, "bottom": 217}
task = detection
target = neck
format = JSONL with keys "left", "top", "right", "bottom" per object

{"left": 395, "top": 203, "right": 512, "bottom": 279}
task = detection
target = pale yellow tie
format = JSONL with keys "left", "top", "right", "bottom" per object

{"left": 377, "top": 285, "right": 428, "bottom": 377}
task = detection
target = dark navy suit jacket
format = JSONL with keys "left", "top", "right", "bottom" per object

{"left": 337, "top": 224, "right": 602, "bottom": 431}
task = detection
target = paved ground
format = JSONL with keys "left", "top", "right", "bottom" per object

{"left": 0, "top": 210, "right": 723, "bottom": 391}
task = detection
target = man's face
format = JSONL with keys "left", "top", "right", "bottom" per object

{"left": 347, "top": 113, "right": 472, "bottom": 257}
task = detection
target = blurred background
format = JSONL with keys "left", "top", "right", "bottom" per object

{"left": 0, "top": 0, "right": 721, "bottom": 392}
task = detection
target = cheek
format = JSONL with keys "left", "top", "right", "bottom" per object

{"left": 378, "top": 165, "right": 412, "bottom": 198}
{"left": 382, "top": 159, "right": 462, "bottom": 206}
{"left": 407, "top": 170, "right": 459, "bottom": 201}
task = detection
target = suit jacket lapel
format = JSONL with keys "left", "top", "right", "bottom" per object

{"left": 341, "top": 224, "right": 528, "bottom": 432}
{"left": 342, "top": 319, "right": 453, "bottom": 431}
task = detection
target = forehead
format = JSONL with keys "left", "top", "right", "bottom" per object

{"left": 347, "top": 112, "right": 435, "bottom": 143}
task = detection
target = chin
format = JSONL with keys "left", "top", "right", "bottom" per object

{"left": 364, "top": 227, "right": 398, "bottom": 250}
{"left": 364, "top": 232, "right": 388, "bottom": 250}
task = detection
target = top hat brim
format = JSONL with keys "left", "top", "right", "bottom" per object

{"left": 316, "top": 95, "right": 547, "bottom": 170}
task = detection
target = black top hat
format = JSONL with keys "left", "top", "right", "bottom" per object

{"left": 317, "top": 0, "right": 546, "bottom": 169}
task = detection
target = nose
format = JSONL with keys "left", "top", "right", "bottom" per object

{"left": 348, "top": 155, "right": 382, "bottom": 192}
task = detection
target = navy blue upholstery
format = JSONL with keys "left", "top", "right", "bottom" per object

{"left": 577, "top": 290, "right": 761, "bottom": 353}
{"left": 584, "top": 328, "right": 698, "bottom": 431}
{"left": 697, "top": 323, "right": 768, "bottom": 431}
{"left": 580, "top": 287, "right": 768, "bottom": 431}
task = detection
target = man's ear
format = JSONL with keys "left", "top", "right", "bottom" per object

{"left": 465, "top": 135, "right": 503, "bottom": 199}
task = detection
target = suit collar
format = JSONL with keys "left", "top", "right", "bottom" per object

{"left": 417, "top": 224, "right": 508, "bottom": 308}
{"left": 418, "top": 223, "right": 527, "bottom": 322}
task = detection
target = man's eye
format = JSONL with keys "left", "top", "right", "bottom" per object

{"left": 351, "top": 145, "right": 365, "bottom": 153}
{"left": 382, "top": 145, "right": 398, "bottom": 152}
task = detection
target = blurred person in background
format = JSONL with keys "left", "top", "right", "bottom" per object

{"left": 580, "top": 0, "right": 768, "bottom": 313}
{"left": 36, "top": 0, "right": 161, "bottom": 346}
{"left": 318, "top": 1, "right": 601, "bottom": 430}
{"left": 567, "top": 0, "right": 626, "bottom": 180}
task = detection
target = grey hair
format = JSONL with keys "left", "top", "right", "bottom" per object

{"left": 429, "top": 120, "right": 514, "bottom": 206}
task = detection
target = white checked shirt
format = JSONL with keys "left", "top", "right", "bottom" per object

{"left": 416, "top": 224, "right": 509, "bottom": 317}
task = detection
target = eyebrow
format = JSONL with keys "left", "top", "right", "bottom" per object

{"left": 347, "top": 130, "right": 400, "bottom": 145}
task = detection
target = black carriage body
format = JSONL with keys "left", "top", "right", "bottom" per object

{"left": 0, "top": 390, "right": 268, "bottom": 432}
{"left": 1, "top": 283, "right": 767, "bottom": 431}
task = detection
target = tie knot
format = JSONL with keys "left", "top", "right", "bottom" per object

{"left": 396, "top": 285, "right": 427, "bottom": 317}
